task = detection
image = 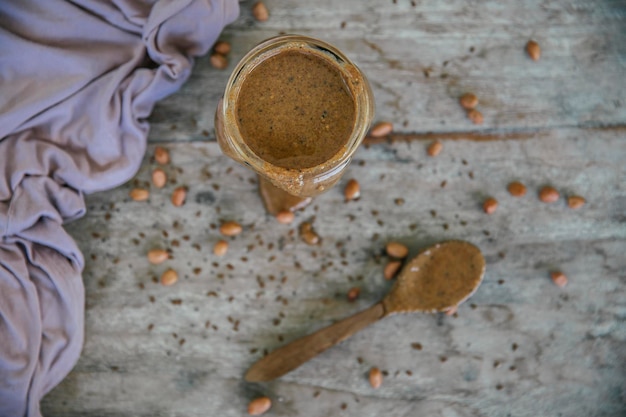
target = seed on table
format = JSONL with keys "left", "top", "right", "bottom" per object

{"left": 526, "top": 40, "right": 541, "bottom": 61}
{"left": 129, "top": 188, "right": 149, "bottom": 201}
{"left": 427, "top": 140, "right": 443, "bottom": 157}
{"left": 252, "top": 2, "right": 269, "bottom": 22}
{"left": 171, "top": 186, "right": 187, "bottom": 206}
{"left": 299, "top": 222, "right": 320, "bottom": 245}
{"left": 220, "top": 221, "right": 243, "bottom": 236}
{"left": 369, "top": 121, "right": 393, "bottom": 138}
{"left": 567, "top": 195, "right": 586, "bottom": 209}
{"left": 160, "top": 269, "right": 178, "bottom": 286}
{"left": 539, "top": 186, "right": 559, "bottom": 203}
{"left": 550, "top": 271, "right": 568, "bottom": 288}
{"left": 152, "top": 168, "right": 167, "bottom": 188}
{"left": 344, "top": 179, "right": 361, "bottom": 201}
{"left": 213, "top": 240, "right": 229, "bottom": 256}
{"left": 483, "top": 197, "right": 498, "bottom": 214}
{"left": 210, "top": 53, "right": 228, "bottom": 70}
{"left": 147, "top": 249, "right": 169, "bottom": 264}
{"left": 276, "top": 210, "right": 295, "bottom": 224}
{"left": 154, "top": 146, "right": 170, "bottom": 165}
{"left": 386, "top": 242, "right": 408, "bottom": 259}
{"left": 384, "top": 261, "right": 402, "bottom": 280}
{"left": 213, "top": 40, "right": 231, "bottom": 55}
{"left": 459, "top": 93, "right": 478, "bottom": 110}
{"left": 507, "top": 181, "right": 527, "bottom": 197}
{"left": 347, "top": 287, "right": 361, "bottom": 302}
{"left": 369, "top": 367, "right": 383, "bottom": 389}
{"left": 248, "top": 397, "right": 272, "bottom": 415}
{"left": 467, "top": 109, "right": 484, "bottom": 125}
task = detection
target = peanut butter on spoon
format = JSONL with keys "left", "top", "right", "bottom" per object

{"left": 245, "top": 240, "right": 485, "bottom": 382}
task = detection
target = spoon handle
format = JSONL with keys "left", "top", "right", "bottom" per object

{"left": 245, "top": 303, "right": 385, "bottom": 382}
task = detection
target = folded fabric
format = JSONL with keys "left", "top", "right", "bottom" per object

{"left": 0, "top": 1, "right": 239, "bottom": 415}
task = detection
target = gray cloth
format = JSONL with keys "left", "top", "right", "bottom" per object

{"left": 0, "top": 1, "right": 239, "bottom": 415}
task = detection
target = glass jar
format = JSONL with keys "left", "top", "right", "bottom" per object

{"left": 215, "top": 34, "right": 374, "bottom": 198}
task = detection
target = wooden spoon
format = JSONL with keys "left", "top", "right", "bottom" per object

{"left": 245, "top": 240, "right": 485, "bottom": 382}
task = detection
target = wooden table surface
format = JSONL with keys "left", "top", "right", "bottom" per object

{"left": 42, "top": 1, "right": 626, "bottom": 416}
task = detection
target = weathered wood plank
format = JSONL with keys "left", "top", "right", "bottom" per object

{"left": 148, "top": 0, "right": 626, "bottom": 142}
{"left": 42, "top": 127, "right": 626, "bottom": 416}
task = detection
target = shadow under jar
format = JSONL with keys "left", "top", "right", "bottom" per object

{"left": 215, "top": 35, "right": 374, "bottom": 213}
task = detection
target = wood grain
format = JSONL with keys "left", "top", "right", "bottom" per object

{"left": 40, "top": 0, "right": 626, "bottom": 415}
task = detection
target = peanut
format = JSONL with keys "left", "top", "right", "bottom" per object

{"left": 467, "top": 109, "right": 484, "bottom": 125}
{"left": 369, "top": 121, "right": 393, "bottom": 138}
{"left": 130, "top": 188, "right": 149, "bottom": 201}
{"left": 550, "top": 271, "right": 567, "bottom": 288}
{"left": 210, "top": 53, "right": 228, "bottom": 70}
{"left": 171, "top": 186, "right": 187, "bottom": 207}
{"left": 347, "top": 287, "right": 361, "bottom": 302}
{"left": 386, "top": 242, "right": 408, "bottom": 259}
{"left": 526, "top": 40, "right": 541, "bottom": 61}
{"left": 369, "top": 367, "right": 383, "bottom": 389}
{"left": 213, "top": 41, "right": 231, "bottom": 55}
{"left": 220, "top": 221, "right": 243, "bottom": 236}
{"left": 252, "top": 2, "right": 269, "bottom": 22}
{"left": 567, "top": 195, "right": 586, "bottom": 209}
{"left": 483, "top": 197, "right": 498, "bottom": 214}
{"left": 427, "top": 141, "right": 443, "bottom": 157}
{"left": 299, "top": 222, "right": 320, "bottom": 245}
{"left": 539, "top": 186, "right": 559, "bottom": 203}
{"left": 384, "top": 261, "right": 402, "bottom": 280}
{"left": 154, "top": 146, "right": 170, "bottom": 165}
{"left": 213, "top": 240, "right": 229, "bottom": 256}
{"left": 507, "top": 181, "right": 527, "bottom": 197}
{"left": 248, "top": 397, "right": 271, "bottom": 415}
{"left": 459, "top": 93, "right": 478, "bottom": 110}
{"left": 276, "top": 210, "right": 295, "bottom": 224}
{"left": 152, "top": 168, "right": 167, "bottom": 188}
{"left": 147, "top": 249, "right": 169, "bottom": 264}
{"left": 160, "top": 269, "right": 178, "bottom": 286}
{"left": 344, "top": 179, "right": 361, "bottom": 201}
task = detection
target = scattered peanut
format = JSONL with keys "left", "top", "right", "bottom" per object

{"left": 171, "top": 186, "right": 187, "bottom": 207}
{"left": 550, "top": 271, "right": 568, "bottom": 288}
{"left": 220, "top": 221, "right": 243, "bottom": 236}
{"left": 344, "top": 179, "right": 361, "bottom": 201}
{"left": 252, "top": 2, "right": 269, "bottom": 22}
{"left": 213, "top": 40, "right": 231, "bottom": 55}
{"left": 154, "top": 146, "right": 170, "bottom": 165}
{"left": 210, "top": 53, "right": 228, "bottom": 70}
{"left": 459, "top": 93, "right": 478, "bottom": 110}
{"left": 147, "top": 249, "right": 169, "bottom": 264}
{"left": 152, "top": 168, "right": 167, "bottom": 188}
{"left": 276, "top": 210, "right": 295, "bottom": 224}
{"left": 467, "top": 109, "right": 484, "bottom": 125}
{"left": 369, "top": 367, "right": 383, "bottom": 389}
{"left": 299, "top": 222, "right": 320, "bottom": 245}
{"left": 347, "top": 287, "right": 361, "bottom": 302}
{"left": 384, "top": 261, "right": 402, "bottom": 280}
{"left": 483, "top": 197, "right": 498, "bottom": 214}
{"left": 427, "top": 141, "right": 443, "bottom": 157}
{"left": 507, "top": 181, "right": 527, "bottom": 197}
{"left": 248, "top": 397, "right": 272, "bottom": 415}
{"left": 369, "top": 121, "right": 393, "bottom": 138}
{"left": 160, "top": 269, "right": 178, "bottom": 286}
{"left": 567, "top": 195, "right": 586, "bottom": 209}
{"left": 213, "top": 240, "right": 229, "bottom": 256}
{"left": 526, "top": 40, "right": 541, "bottom": 61}
{"left": 130, "top": 188, "right": 150, "bottom": 201}
{"left": 386, "top": 242, "right": 408, "bottom": 259}
{"left": 539, "top": 186, "right": 559, "bottom": 203}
